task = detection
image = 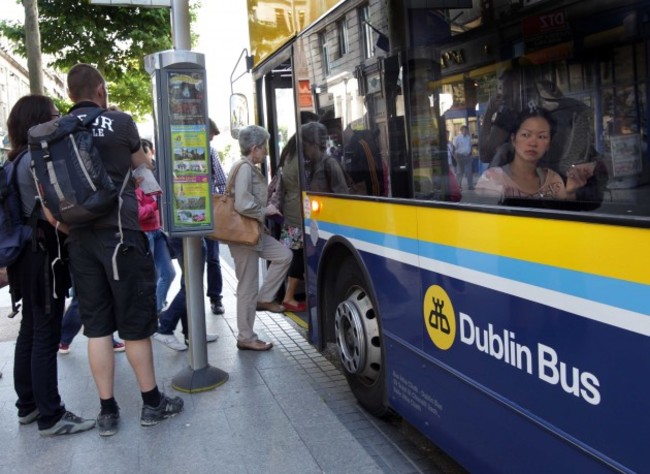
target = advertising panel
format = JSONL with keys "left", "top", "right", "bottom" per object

{"left": 166, "top": 71, "right": 212, "bottom": 229}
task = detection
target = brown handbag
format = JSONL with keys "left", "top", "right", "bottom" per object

{"left": 206, "top": 162, "right": 261, "bottom": 246}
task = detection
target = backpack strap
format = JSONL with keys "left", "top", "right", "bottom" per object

{"left": 111, "top": 169, "right": 133, "bottom": 281}
{"left": 78, "top": 107, "right": 105, "bottom": 127}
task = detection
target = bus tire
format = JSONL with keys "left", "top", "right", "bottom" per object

{"left": 332, "top": 258, "right": 389, "bottom": 417}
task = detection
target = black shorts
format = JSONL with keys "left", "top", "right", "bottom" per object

{"left": 67, "top": 227, "right": 157, "bottom": 340}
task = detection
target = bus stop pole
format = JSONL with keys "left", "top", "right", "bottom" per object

{"left": 169, "top": 0, "right": 228, "bottom": 392}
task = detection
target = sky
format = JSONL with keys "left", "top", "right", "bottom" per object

{"left": 1, "top": 1, "right": 252, "bottom": 151}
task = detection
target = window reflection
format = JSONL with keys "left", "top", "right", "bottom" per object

{"left": 290, "top": 0, "right": 650, "bottom": 217}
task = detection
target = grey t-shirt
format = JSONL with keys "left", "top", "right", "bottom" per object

{"left": 69, "top": 102, "right": 141, "bottom": 231}
{"left": 15, "top": 150, "right": 41, "bottom": 220}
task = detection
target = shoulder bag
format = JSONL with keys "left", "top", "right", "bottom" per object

{"left": 206, "top": 162, "right": 261, "bottom": 246}
{"left": 267, "top": 167, "right": 284, "bottom": 211}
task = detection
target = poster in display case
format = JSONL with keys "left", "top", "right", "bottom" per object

{"left": 167, "top": 71, "right": 212, "bottom": 227}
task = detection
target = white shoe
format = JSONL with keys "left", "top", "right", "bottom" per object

{"left": 184, "top": 333, "right": 219, "bottom": 346}
{"left": 153, "top": 333, "right": 187, "bottom": 351}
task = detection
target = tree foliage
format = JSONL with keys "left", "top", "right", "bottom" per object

{"left": 0, "top": 0, "right": 196, "bottom": 119}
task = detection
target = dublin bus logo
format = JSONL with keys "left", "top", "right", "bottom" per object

{"left": 429, "top": 297, "right": 450, "bottom": 334}
{"left": 423, "top": 286, "right": 456, "bottom": 350}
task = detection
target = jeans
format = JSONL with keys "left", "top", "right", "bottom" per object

{"left": 456, "top": 154, "right": 475, "bottom": 189}
{"left": 204, "top": 237, "right": 223, "bottom": 304}
{"left": 13, "top": 243, "right": 67, "bottom": 429}
{"left": 158, "top": 238, "right": 188, "bottom": 337}
{"left": 146, "top": 229, "right": 176, "bottom": 313}
{"left": 60, "top": 297, "right": 81, "bottom": 345}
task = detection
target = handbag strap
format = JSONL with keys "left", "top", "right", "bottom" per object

{"left": 224, "top": 160, "right": 248, "bottom": 195}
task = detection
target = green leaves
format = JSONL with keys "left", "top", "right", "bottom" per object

{"left": 0, "top": 0, "right": 184, "bottom": 119}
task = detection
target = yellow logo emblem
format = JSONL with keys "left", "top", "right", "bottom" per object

{"left": 423, "top": 285, "right": 456, "bottom": 350}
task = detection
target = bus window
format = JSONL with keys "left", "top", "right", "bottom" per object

{"left": 293, "top": 11, "right": 391, "bottom": 198}
{"left": 402, "top": 0, "right": 650, "bottom": 216}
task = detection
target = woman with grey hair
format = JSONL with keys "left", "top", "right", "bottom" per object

{"left": 227, "top": 125, "right": 292, "bottom": 351}
{"left": 303, "top": 122, "right": 348, "bottom": 193}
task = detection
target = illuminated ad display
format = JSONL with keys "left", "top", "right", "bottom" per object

{"left": 167, "top": 71, "right": 212, "bottom": 229}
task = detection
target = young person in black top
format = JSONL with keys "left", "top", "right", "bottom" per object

{"left": 64, "top": 64, "right": 183, "bottom": 437}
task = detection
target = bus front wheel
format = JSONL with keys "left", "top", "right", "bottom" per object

{"left": 332, "top": 259, "right": 388, "bottom": 417}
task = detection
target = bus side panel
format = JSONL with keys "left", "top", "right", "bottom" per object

{"left": 386, "top": 338, "right": 623, "bottom": 474}
{"left": 374, "top": 255, "right": 649, "bottom": 473}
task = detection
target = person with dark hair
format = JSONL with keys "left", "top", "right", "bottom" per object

{"left": 475, "top": 107, "right": 595, "bottom": 200}
{"left": 228, "top": 125, "right": 292, "bottom": 351}
{"left": 204, "top": 118, "right": 226, "bottom": 315}
{"left": 305, "top": 122, "right": 348, "bottom": 194}
{"left": 343, "top": 127, "right": 386, "bottom": 196}
{"left": 137, "top": 138, "right": 176, "bottom": 314}
{"left": 64, "top": 63, "right": 183, "bottom": 437}
{"left": 275, "top": 114, "right": 319, "bottom": 312}
{"left": 8, "top": 94, "right": 96, "bottom": 436}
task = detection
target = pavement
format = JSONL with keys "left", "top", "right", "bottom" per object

{"left": 0, "top": 246, "right": 455, "bottom": 474}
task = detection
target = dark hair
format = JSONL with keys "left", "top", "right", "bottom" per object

{"left": 209, "top": 118, "right": 219, "bottom": 135}
{"left": 512, "top": 106, "right": 556, "bottom": 137}
{"left": 7, "top": 94, "right": 55, "bottom": 161}
{"left": 141, "top": 138, "right": 154, "bottom": 154}
{"left": 280, "top": 114, "right": 322, "bottom": 167}
{"left": 498, "top": 106, "right": 556, "bottom": 166}
{"left": 300, "top": 111, "right": 320, "bottom": 123}
{"left": 67, "top": 63, "right": 104, "bottom": 102}
{"left": 301, "top": 122, "right": 328, "bottom": 158}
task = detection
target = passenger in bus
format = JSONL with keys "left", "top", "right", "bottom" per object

{"left": 475, "top": 108, "right": 596, "bottom": 201}
{"left": 342, "top": 127, "right": 387, "bottom": 196}
{"left": 228, "top": 125, "right": 292, "bottom": 351}
{"left": 304, "top": 122, "right": 348, "bottom": 194}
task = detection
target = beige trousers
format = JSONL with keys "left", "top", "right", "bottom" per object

{"left": 229, "top": 234, "right": 292, "bottom": 342}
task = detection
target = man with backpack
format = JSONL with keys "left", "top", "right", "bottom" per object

{"left": 59, "top": 64, "right": 183, "bottom": 437}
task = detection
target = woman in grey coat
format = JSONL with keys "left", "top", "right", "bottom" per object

{"left": 228, "top": 125, "right": 292, "bottom": 351}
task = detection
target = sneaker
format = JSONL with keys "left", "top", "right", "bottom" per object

{"left": 152, "top": 332, "right": 187, "bottom": 351}
{"left": 18, "top": 408, "right": 40, "bottom": 425}
{"left": 97, "top": 411, "right": 120, "bottom": 437}
{"left": 140, "top": 393, "right": 184, "bottom": 426}
{"left": 112, "top": 341, "right": 126, "bottom": 352}
{"left": 58, "top": 343, "right": 71, "bottom": 354}
{"left": 38, "top": 411, "right": 95, "bottom": 436}
{"left": 184, "top": 333, "right": 219, "bottom": 346}
{"left": 210, "top": 301, "right": 225, "bottom": 315}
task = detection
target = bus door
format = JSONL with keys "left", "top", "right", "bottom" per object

{"left": 254, "top": 52, "right": 297, "bottom": 177}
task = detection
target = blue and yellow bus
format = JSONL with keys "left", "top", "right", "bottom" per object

{"left": 241, "top": 1, "right": 650, "bottom": 471}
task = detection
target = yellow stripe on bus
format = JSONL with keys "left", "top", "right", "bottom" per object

{"left": 308, "top": 195, "right": 650, "bottom": 285}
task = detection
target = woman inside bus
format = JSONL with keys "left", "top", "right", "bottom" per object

{"left": 475, "top": 107, "right": 595, "bottom": 200}
{"left": 304, "top": 122, "right": 348, "bottom": 194}
{"left": 275, "top": 112, "right": 319, "bottom": 312}
{"left": 228, "top": 125, "right": 292, "bottom": 351}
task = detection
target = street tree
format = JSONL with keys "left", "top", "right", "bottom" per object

{"left": 0, "top": 1, "right": 201, "bottom": 119}
{"left": 22, "top": 0, "right": 44, "bottom": 95}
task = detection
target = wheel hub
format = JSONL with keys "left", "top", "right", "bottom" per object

{"left": 334, "top": 288, "right": 381, "bottom": 381}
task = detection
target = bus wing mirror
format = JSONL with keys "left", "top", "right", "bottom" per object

{"left": 230, "top": 93, "right": 249, "bottom": 139}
